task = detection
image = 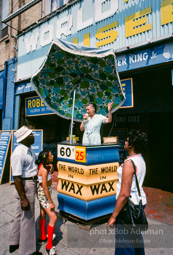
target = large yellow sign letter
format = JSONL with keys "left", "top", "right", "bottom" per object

{"left": 161, "top": 0, "right": 173, "bottom": 25}
{"left": 72, "top": 38, "right": 78, "bottom": 44}
{"left": 84, "top": 33, "right": 90, "bottom": 46}
{"left": 125, "top": 7, "right": 152, "bottom": 38}
{"left": 96, "top": 21, "right": 118, "bottom": 48}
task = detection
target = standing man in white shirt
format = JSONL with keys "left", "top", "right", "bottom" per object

{"left": 9, "top": 126, "right": 42, "bottom": 255}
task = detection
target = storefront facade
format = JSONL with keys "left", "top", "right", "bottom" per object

{"left": 5, "top": 0, "right": 173, "bottom": 191}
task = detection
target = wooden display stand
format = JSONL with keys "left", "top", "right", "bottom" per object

{"left": 57, "top": 142, "right": 119, "bottom": 220}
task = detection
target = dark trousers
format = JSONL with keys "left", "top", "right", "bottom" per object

{"left": 114, "top": 217, "right": 145, "bottom": 255}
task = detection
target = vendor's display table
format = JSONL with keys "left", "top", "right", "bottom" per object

{"left": 57, "top": 143, "right": 119, "bottom": 220}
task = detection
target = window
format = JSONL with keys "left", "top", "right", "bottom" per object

{"left": 0, "top": 0, "right": 9, "bottom": 38}
{"left": 42, "top": 0, "right": 51, "bottom": 16}
{"left": 42, "top": 0, "right": 69, "bottom": 16}
{"left": 51, "top": 0, "right": 64, "bottom": 11}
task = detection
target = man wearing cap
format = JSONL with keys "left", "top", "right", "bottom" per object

{"left": 9, "top": 126, "right": 42, "bottom": 255}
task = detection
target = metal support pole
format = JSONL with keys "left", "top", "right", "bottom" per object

{"left": 70, "top": 89, "right": 76, "bottom": 144}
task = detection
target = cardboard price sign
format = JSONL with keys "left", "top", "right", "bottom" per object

{"left": 75, "top": 146, "right": 86, "bottom": 163}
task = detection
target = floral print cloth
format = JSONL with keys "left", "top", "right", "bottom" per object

{"left": 31, "top": 39, "right": 125, "bottom": 122}
{"left": 37, "top": 185, "right": 52, "bottom": 208}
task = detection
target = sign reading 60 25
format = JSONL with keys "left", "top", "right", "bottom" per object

{"left": 57, "top": 145, "right": 75, "bottom": 160}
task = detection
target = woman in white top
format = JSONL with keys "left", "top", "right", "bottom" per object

{"left": 36, "top": 150, "right": 57, "bottom": 255}
{"left": 80, "top": 102, "right": 113, "bottom": 145}
{"left": 107, "top": 129, "right": 148, "bottom": 255}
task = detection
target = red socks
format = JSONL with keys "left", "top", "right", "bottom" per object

{"left": 46, "top": 225, "right": 55, "bottom": 250}
{"left": 39, "top": 219, "right": 46, "bottom": 240}
{"left": 39, "top": 221, "right": 55, "bottom": 249}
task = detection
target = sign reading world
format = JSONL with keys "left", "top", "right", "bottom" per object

{"left": 16, "top": 0, "right": 173, "bottom": 81}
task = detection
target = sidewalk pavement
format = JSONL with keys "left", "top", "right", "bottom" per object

{"left": 0, "top": 183, "right": 173, "bottom": 255}
{"left": 144, "top": 187, "right": 173, "bottom": 225}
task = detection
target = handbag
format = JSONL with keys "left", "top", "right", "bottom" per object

{"left": 119, "top": 159, "right": 148, "bottom": 231}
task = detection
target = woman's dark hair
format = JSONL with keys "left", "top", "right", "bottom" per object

{"left": 86, "top": 103, "right": 97, "bottom": 112}
{"left": 128, "top": 129, "right": 148, "bottom": 153}
{"left": 36, "top": 149, "right": 49, "bottom": 165}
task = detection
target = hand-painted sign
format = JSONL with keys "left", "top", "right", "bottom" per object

{"left": 58, "top": 161, "right": 119, "bottom": 184}
{"left": 10, "top": 130, "right": 43, "bottom": 183}
{"left": 120, "top": 78, "right": 133, "bottom": 108}
{"left": 75, "top": 146, "right": 86, "bottom": 163}
{"left": 57, "top": 145, "right": 76, "bottom": 161}
{"left": 117, "top": 42, "right": 173, "bottom": 72}
{"left": 16, "top": 82, "right": 34, "bottom": 95}
{"left": 25, "top": 96, "right": 54, "bottom": 116}
{"left": 0, "top": 131, "right": 11, "bottom": 184}
{"left": 17, "top": 0, "right": 173, "bottom": 81}
{"left": 58, "top": 178, "right": 118, "bottom": 201}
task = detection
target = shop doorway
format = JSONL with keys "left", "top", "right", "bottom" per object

{"left": 146, "top": 112, "right": 173, "bottom": 192}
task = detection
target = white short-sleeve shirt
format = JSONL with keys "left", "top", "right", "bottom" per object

{"left": 11, "top": 144, "right": 38, "bottom": 178}
{"left": 82, "top": 114, "right": 106, "bottom": 145}
{"left": 116, "top": 154, "right": 147, "bottom": 205}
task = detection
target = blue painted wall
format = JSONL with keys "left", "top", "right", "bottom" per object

{"left": 0, "top": 63, "right": 7, "bottom": 129}
{"left": 3, "top": 58, "right": 16, "bottom": 130}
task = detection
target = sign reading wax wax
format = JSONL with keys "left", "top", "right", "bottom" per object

{"left": 58, "top": 178, "right": 118, "bottom": 201}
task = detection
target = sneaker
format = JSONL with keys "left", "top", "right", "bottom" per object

{"left": 38, "top": 234, "right": 56, "bottom": 245}
{"left": 46, "top": 246, "right": 56, "bottom": 255}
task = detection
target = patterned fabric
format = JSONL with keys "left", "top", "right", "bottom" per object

{"left": 31, "top": 39, "right": 125, "bottom": 122}
{"left": 37, "top": 185, "right": 52, "bottom": 208}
